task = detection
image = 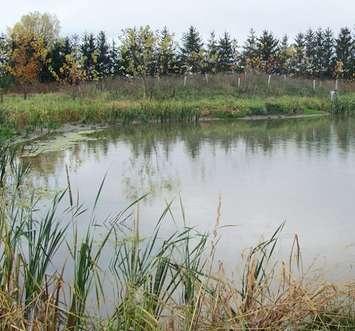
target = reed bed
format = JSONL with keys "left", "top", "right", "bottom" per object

{"left": 0, "top": 142, "right": 354, "bottom": 330}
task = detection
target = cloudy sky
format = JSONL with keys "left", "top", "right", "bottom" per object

{"left": 1, "top": 0, "right": 354, "bottom": 42}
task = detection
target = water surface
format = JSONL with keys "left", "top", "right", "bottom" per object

{"left": 24, "top": 116, "right": 355, "bottom": 280}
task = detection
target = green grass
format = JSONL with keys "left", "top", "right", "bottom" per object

{"left": 1, "top": 74, "right": 354, "bottom": 133}
{"left": 1, "top": 92, "right": 350, "bottom": 133}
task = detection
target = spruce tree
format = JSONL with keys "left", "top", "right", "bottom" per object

{"left": 206, "top": 32, "right": 218, "bottom": 73}
{"left": 96, "top": 31, "right": 110, "bottom": 79}
{"left": 157, "top": 27, "right": 176, "bottom": 75}
{"left": 81, "top": 33, "right": 97, "bottom": 80}
{"left": 257, "top": 30, "right": 279, "bottom": 73}
{"left": 242, "top": 29, "right": 258, "bottom": 70}
{"left": 335, "top": 27, "right": 353, "bottom": 79}
{"left": 277, "top": 35, "right": 291, "bottom": 75}
{"left": 304, "top": 29, "right": 316, "bottom": 77}
{"left": 109, "top": 40, "right": 120, "bottom": 77}
{"left": 217, "top": 32, "right": 235, "bottom": 72}
{"left": 180, "top": 26, "right": 204, "bottom": 73}
{"left": 322, "top": 28, "right": 335, "bottom": 78}
{"left": 48, "top": 37, "right": 72, "bottom": 81}
{"left": 291, "top": 33, "right": 306, "bottom": 76}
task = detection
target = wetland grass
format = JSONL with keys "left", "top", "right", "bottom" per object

{"left": 1, "top": 74, "right": 354, "bottom": 134}
{"left": 0, "top": 143, "right": 354, "bottom": 330}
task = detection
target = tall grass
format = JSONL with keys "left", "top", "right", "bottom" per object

{"left": 0, "top": 142, "right": 354, "bottom": 330}
{"left": 1, "top": 73, "right": 354, "bottom": 133}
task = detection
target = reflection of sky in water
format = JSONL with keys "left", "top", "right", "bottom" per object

{"left": 24, "top": 117, "right": 355, "bottom": 281}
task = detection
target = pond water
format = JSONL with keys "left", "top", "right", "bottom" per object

{"left": 24, "top": 116, "right": 355, "bottom": 281}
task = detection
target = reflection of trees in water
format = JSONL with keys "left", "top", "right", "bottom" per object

{"left": 25, "top": 117, "right": 355, "bottom": 197}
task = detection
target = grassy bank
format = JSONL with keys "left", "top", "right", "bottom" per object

{"left": 1, "top": 74, "right": 354, "bottom": 138}
{"left": 1, "top": 92, "right": 354, "bottom": 133}
{"left": 0, "top": 142, "right": 355, "bottom": 330}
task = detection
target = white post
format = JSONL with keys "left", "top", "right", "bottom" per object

{"left": 237, "top": 76, "right": 241, "bottom": 89}
{"left": 183, "top": 75, "right": 187, "bottom": 87}
{"left": 267, "top": 75, "right": 271, "bottom": 89}
{"left": 335, "top": 79, "right": 338, "bottom": 91}
{"left": 313, "top": 79, "right": 316, "bottom": 91}
{"left": 204, "top": 73, "right": 209, "bottom": 83}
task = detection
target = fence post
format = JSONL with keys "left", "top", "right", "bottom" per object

{"left": 204, "top": 73, "right": 209, "bottom": 83}
{"left": 237, "top": 76, "right": 241, "bottom": 89}
{"left": 313, "top": 79, "right": 316, "bottom": 91}
{"left": 335, "top": 79, "right": 338, "bottom": 91}
{"left": 267, "top": 75, "right": 271, "bottom": 89}
{"left": 183, "top": 75, "right": 187, "bottom": 87}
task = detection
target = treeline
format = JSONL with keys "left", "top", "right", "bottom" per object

{"left": 0, "top": 12, "right": 354, "bottom": 97}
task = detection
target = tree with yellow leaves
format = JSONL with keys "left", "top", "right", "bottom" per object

{"left": 8, "top": 31, "right": 47, "bottom": 99}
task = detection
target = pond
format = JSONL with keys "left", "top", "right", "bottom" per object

{"left": 24, "top": 116, "right": 355, "bottom": 281}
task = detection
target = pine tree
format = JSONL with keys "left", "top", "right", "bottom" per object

{"left": 96, "top": 31, "right": 110, "bottom": 79}
{"left": 242, "top": 29, "right": 258, "bottom": 71}
{"left": 335, "top": 27, "right": 353, "bottom": 79}
{"left": 217, "top": 32, "right": 235, "bottom": 72}
{"left": 81, "top": 33, "right": 97, "bottom": 80}
{"left": 256, "top": 30, "right": 279, "bottom": 73}
{"left": 180, "top": 26, "right": 204, "bottom": 73}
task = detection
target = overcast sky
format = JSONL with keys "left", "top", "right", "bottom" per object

{"left": 1, "top": 0, "right": 354, "bottom": 42}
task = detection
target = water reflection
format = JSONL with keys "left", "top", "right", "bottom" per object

{"left": 23, "top": 116, "right": 355, "bottom": 280}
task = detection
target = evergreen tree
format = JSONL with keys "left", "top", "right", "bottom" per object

{"left": 180, "top": 26, "right": 204, "bottom": 73}
{"left": 256, "top": 30, "right": 279, "bottom": 73}
{"left": 157, "top": 27, "right": 176, "bottom": 75}
{"left": 313, "top": 28, "right": 325, "bottom": 78}
{"left": 108, "top": 40, "right": 120, "bottom": 77}
{"left": 81, "top": 33, "right": 97, "bottom": 80}
{"left": 291, "top": 33, "right": 306, "bottom": 76}
{"left": 335, "top": 27, "right": 353, "bottom": 79}
{"left": 96, "top": 31, "right": 110, "bottom": 79}
{"left": 322, "top": 28, "right": 335, "bottom": 78}
{"left": 48, "top": 37, "right": 72, "bottom": 81}
{"left": 277, "top": 35, "right": 291, "bottom": 75}
{"left": 242, "top": 29, "right": 258, "bottom": 70}
{"left": 217, "top": 32, "right": 235, "bottom": 72}
{"left": 304, "top": 29, "right": 316, "bottom": 77}
{"left": 205, "top": 32, "right": 218, "bottom": 73}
